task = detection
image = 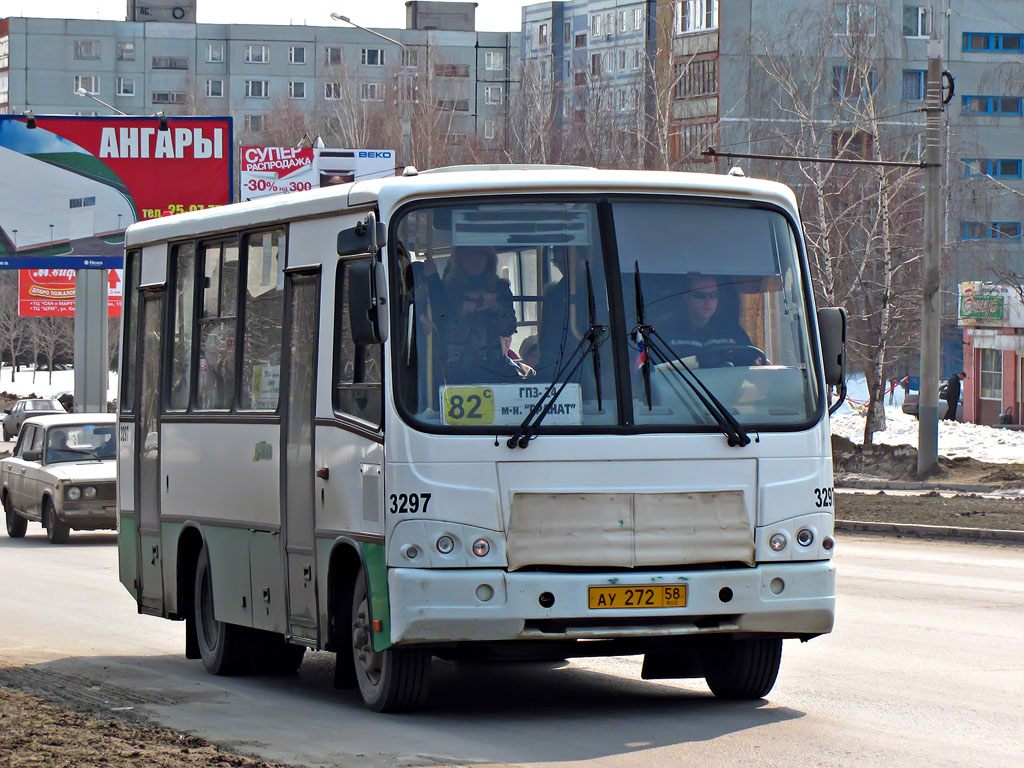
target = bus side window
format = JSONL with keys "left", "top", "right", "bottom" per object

{"left": 334, "top": 259, "right": 383, "bottom": 426}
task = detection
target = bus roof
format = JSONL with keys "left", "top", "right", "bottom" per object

{"left": 125, "top": 167, "right": 800, "bottom": 248}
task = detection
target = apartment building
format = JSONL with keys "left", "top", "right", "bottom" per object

{"left": 0, "top": 1, "right": 519, "bottom": 153}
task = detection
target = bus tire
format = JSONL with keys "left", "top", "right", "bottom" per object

{"left": 700, "top": 637, "right": 782, "bottom": 700}
{"left": 351, "top": 572, "right": 430, "bottom": 712}
{"left": 194, "top": 547, "right": 249, "bottom": 675}
{"left": 4, "top": 494, "right": 27, "bottom": 538}
{"left": 44, "top": 500, "right": 69, "bottom": 544}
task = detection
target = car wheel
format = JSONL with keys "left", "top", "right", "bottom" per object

{"left": 193, "top": 545, "right": 250, "bottom": 675}
{"left": 351, "top": 571, "right": 430, "bottom": 712}
{"left": 4, "top": 492, "right": 27, "bottom": 538}
{"left": 44, "top": 499, "right": 69, "bottom": 544}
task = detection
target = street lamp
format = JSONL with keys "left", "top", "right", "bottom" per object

{"left": 330, "top": 12, "right": 412, "bottom": 171}
{"left": 117, "top": 213, "right": 123, "bottom": 233}
{"left": 11, "top": 229, "right": 17, "bottom": 249}
{"left": 75, "top": 87, "right": 130, "bottom": 116}
{"left": 49, "top": 224, "right": 54, "bottom": 253}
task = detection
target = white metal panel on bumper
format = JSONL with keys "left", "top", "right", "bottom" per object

{"left": 388, "top": 561, "right": 835, "bottom": 643}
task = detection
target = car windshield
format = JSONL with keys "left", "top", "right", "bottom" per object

{"left": 44, "top": 424, "right": 115, "bottom": 464}
{"left": 390, "top": 197, "right": 820, "bottom": 434}
{"left": 26, "top": 400, "right": 63, "bottom": 411}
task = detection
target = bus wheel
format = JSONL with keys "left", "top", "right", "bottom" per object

{"left": 44, "top": 500, "right": 69, "bottom": 544}
{"left": 193, "top": 547, "right": 249, "bottom": 675}
{"left": 700, "top": 637, "right": 782, "bottom": 700}
{"left": 4, "top": 495, "right": 27, "bottom": 538}
{"left": 351, "top": 572, "right": 430, "bottom": 712}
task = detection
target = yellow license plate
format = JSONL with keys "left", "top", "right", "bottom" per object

{"left": 441, "top": 386, "right": 495, "bottom": 425}
{"left": 588, "top": 584, "right": 687, "bottom": 610}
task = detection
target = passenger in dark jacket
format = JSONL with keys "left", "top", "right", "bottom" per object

{"left": 424, "top": 245, "right": 518, "bottom": 385}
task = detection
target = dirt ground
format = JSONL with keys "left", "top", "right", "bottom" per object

{"left": 0, "top": 678, "right": 300, "bottom": 768}
{"left": 832, "top": 434, "right": 1024, "bottom": 530}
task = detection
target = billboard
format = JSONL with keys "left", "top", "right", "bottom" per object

{"left": 19, "top": 268, "right": 123, "bottom": 317}
{"left": 0, "top": 114, "right": 232, "bottom": 313}
{"left": 240, "top": 146, "right": 394, "bottom": 202}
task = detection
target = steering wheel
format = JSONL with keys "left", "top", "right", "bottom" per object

{"left": 696, "top": 344, "right": 766, "bottom": 368}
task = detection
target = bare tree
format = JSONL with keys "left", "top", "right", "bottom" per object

{"left": 30, "top": 315, "right": 74, "bottom": 385}
{"left": 0, "top": 273, "right": 26, "bottom": 384}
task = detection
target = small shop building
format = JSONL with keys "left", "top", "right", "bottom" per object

{"left": 959, "top": 282, "right": 1024, "bottom": 425}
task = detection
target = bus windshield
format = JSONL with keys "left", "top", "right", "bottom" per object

{"left": 391, "top": 197, "right": 820, "bottom": 433}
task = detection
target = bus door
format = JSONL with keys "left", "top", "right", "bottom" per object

{"left": 281, "top": 270, "right": 320, "bottom": 642}
{"left": 136, "top": 289, "right": 165, "bottom": 613}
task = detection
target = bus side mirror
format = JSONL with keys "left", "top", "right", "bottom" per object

{"left": 348, "top": 260, "right": 389, "bottom": 345}
{"left": 817, "top": 307, "right": 847, "bottom": 386}
{"left": 337, "top": 212, "right": 387, "bottom": 256}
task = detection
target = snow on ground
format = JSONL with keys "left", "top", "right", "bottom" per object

{"left": 831, "top": 374, "right": 1024, "bottom": 464}
{"left": 0, "top": 366, "right": 117, "bottom": 400}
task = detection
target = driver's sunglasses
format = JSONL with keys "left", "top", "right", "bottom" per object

{"left": 691, "top": 291, "right": 718, "bottom": 301}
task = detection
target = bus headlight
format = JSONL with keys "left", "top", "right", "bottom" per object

{"left": 436, "top": 535, "right": 455, "bottom": 554}
{"left": 66, "top": 487, "right": 81, "bottom": 500}
{"left": 769, "top": 532, "right": 787, "bottom": 552}
{"left": 796, "top": 528, "right": 814, "bottom": 547}
{"left": 472, "top": 538, "right": 490, "bottom": 557}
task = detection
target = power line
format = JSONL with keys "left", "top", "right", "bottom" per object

{"left": 704, "top": 148, "right": 930, "bottom": 169}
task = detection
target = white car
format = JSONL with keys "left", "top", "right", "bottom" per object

{"left": 2, "top": 414, "right": 117, "bottom": 543}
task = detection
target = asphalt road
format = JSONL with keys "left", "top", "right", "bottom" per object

{"left": 1, "top": 530, "right": 1022, "bottom": 768}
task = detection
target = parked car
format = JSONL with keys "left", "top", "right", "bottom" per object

{"left": 2, "top": 414, "right": 117, "bottom": 543}
{"left": 2, "top": 398, "right": 67, "bottom": 441}
{"left": 902, "top": 383, "right": 963, "bottom": 420}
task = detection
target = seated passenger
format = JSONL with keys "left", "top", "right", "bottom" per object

{"left": 46, "top": 429, "right": 79, "bottom": 463}
{"left": 423, "top": 245, "right": 518, "bottom": 385}
{"left": 659, "top": 275, "right": 755, "bottom": 363}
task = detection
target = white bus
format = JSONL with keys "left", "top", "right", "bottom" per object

{"left": 117, "top": 166, "right": 847, "bottom": 712}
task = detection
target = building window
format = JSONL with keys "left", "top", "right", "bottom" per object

{"left": 289, "top": 45, "right": 305, "bottom": 64}
{"left": 444, "top": 132, "right": 468, "bottom": 145}
{"left": 832, "top": 66, "right": 876, "bottom": 100}
{"left": 574, "top": 71, "right": 587, "bottom": 86}
{"left": 484, "top": 119, "right": 496, "bottom": 140}
{"left": 435, "top": 99, "right": 469, "bottom": 111}
{"left": 74, "top": 75, "right": 100, "bottom": 95}
{"left": 962, "top": 159, "right": 1023, "bottom": 179}
{"left": 832, "top": 130, "right": 874, "bottom": 158}
{"left": 74, "top": 40, "right": 100, "bottom": 60}
{"left": 245, "top": 80, "right": 269, "bottom": 99}
{"left": 902, "top": 70, "right": 925, "bottom": 101}
{"left": 564, "top": 22, "right": 572, "bottom": 44}
{"left": 435, "top": 63, "right": 470, "bottom": 77}
{"left": 289, "top": 80, "right": 305, "bottom": 99}
{"left": 485, "top": 51, "right": 504, "bottom": 70}
{"left": 575, "top": 33, "right": 587, "bottom": 48}
{"left": 152, "top": 56, "right": 189, "bottom": 70}
{"left": 539, "top": 23, "right": 549, "bottom": 47}
{"left": 903, "top": 6, "right": 930, "bottom": 37}
{"left": 152, "top": 91, "right": 188, "bottom": 104}
{"left": 962, "top": 95, "right": 1023, "bottom": 115}
{"left": 361, "top": 48, "right": 384, "bottom": 66}
{"left": 591, "top": 15, "right": 601, "bottom": 37}
{"left": 674, "top": 1, "right": 719, "bottom": 35}
{"left": 591, "top": 53, "right": 601, "bottom": 76}
{"left": 617, "top": 50, "right": 627, "bottom": 72}
{"left": 245, "top": 114, "right": 265, "bottom": 132}
{"left": 69, "top": 196, "right": 97, "bottom": 209}
{"left": 325, "top": 82, "right": 342, "bottom": 100}
{"left": 963, "top": 33, "right": 1024, "bottom": 52}
{"left": 403, "top": 49, "right": 418, "bottom": 68}
{"left": 206, "top": 79, "right": 223, "bottom": 98}
{"left": 673, "top": 118, "right": 717, "bottom": 160}
{"left": 116, "top": 41, "right": 135, "bottom": 61}
{"left": 961, "top": 222, "right": 1022, "bottom": 240}
{"left": 979, "top": 348, "right": 1002, "bottom": 400}
{"left": 485, "top": 85, "right": 502, "bottom": 105}
{"left": 619, "top": 10, "right": 630, "bottom": 33}
{"left": 360, "top": 82, "right": 380, "bottom": 101}
{"left": 245, "top": 44, "right": 270, "bottom": 64}
{"left": 116, "top": 77, "right": 135, "bottom": 96}
{"left": 325, "top": 47, "right": 342, "bottom": 65}
{"left": 634, "top": 7, "right": 644, "bottom": 30}
{"left": 633, "top": 49, "right": 643, "bottom": 70}
{"left": 674, "top": 57, "right": 717, "bottom": 98}
{"left": 207, "top": 43, "right": 224, "bottom": 63}
{"left": 833, "top": 3, "right": 876, "bottom": 36}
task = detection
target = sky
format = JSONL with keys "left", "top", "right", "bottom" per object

{"left": 3, "top": 0, "right": 534, "bottom": 32}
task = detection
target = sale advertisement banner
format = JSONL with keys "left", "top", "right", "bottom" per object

{"left": 19, "top": 268, "right": 123, "bottom": 317}
{"left": 240, "top": 146, "right": 316, "bottom": 200}
{"left": 0, "top": 114, "right": 232, "bottom": 314}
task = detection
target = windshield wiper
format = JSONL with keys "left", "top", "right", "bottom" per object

{"left": 508, "top": 264, "right": 606, "bottom": 449}
{"left": 633, "top": 263, "right": 751, "bottom": 448}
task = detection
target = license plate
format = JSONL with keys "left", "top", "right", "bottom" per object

{"left": 588, "top": 584, "right": 687, "bottom": 610}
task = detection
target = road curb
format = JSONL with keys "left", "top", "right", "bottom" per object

{"left": 836, "top": 519, "right": 1024, "bottom": 544}
{"left": 837, "top": 478, "right": 998, "bottom": 493}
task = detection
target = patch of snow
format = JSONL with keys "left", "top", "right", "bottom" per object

{"left": 0, "top": 366, "right": 117, "bottom": 401}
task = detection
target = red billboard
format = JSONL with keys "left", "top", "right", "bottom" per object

{"left": 19, "top": 268, "right": 123, "bottom": 317}
{"left": 0, "top": 115, "right": 233, "bottom": 315}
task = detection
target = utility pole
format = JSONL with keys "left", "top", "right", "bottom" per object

{"left": 917, "top": 4, "right": 945, "bottom": 475}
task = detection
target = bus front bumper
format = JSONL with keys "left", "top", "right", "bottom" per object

{"left": 388, "top": 560, "right": 835, "bottom": 644}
